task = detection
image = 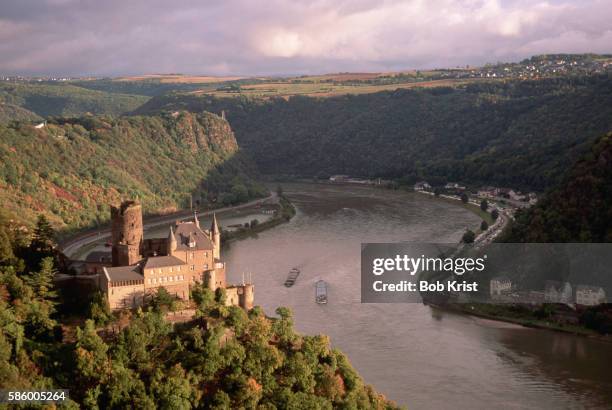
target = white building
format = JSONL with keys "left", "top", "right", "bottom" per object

{"left": 490, "top": 277, "right": 512, "bottom": 296}
{"left": 575, "top": 285, "right": 606, "bottom": 306}
{"left": 544, "top": 280, "right": 573, "bottom": 304}
{"left": 329, "top": 175, "right": 349, "bottom": 182}
{"left": 414, "top": 181, "right": 431, "bottom": 191}
{"left": 444, "top": 182, "right": 466, "bottom": 190}
{"left": 507, "top": 190, "right": 523, "bottom": 201}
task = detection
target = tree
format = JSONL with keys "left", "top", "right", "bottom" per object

{"left": 30, "top": 215, "right": 55, "bottom": 255}
{"left": 24, "top": 257, "right": 57, "bottom": 302}
{"left": 0, "top": 226, "right": 15, "bottom": 263}
{"left": 480, "top": 220, "right": 489, "bottom": 231}
{"left": 480, "top": 199, "right": 489, "bottom": 211}
{"left": 273, "top": 307, "right": 297, "bottom": 346}
{"left": 215, "top": 287, "right": 227, "bottom": 305}
{"left": 276, "top": 185, "right": 283, "bottom": 196}
{"left": 88, "top": 291, "right": 112, "bottom": 326}
{"left": 250, "top": 219, "right": 259, "bottom": 228}
{"left": 231, "top": 184, "right": 249, "bottom": 204}
{"left": 491, "top": 209, "right": 499, "bottom": 220}
{"left": 462, "top": 230, "right": 476, "bottom": 244}
{"left": 149, "top": 287, "right": 177, "bottom": 312}
{"left": 75, "top": 320, "right": 110, "bottom": 387}
{"left": 460, "top": 193, "right": 469, "bottom": 203}
{"left": 192, "top": 282, "right": 215, "bottom": 310}
{"left": 151, "top": 365, "right": 193, "bottom": 410}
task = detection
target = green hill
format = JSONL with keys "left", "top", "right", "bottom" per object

{"left": 0, "top": 102, "right": 42, "bottom": 123}
{"left": 0, "top": 111, "right": 264, "bottom": 230}
{"left": 500, "top": 132, "right": 612, "bottom": 242}
{"left": 0, "top": 82, "right": 148, "bottom": 117}
{"left": 135, "top": 74, "right": 612, "bottom": 191}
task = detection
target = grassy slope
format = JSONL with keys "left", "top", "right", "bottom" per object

{"left": 0, "top": 82, "right": 148, "bottom": 117}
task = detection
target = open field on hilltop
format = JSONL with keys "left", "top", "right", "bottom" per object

{"left": 116, "top": 74, "right": 245, "bottom": 83}
{"left": 296, "top": 72, "right": 386, "bottom": 81}
{"left": 193, "top": 78, "right": 483, "bottom": 98}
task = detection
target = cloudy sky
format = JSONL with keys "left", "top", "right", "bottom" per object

{"left": 1, "top": 0, "right": 611, "bottom": 76}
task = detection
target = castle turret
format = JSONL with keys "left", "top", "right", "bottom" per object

{"left": 239, "top": 283, "right": 254, "bottom": 310}
{"left": 111, "top": 200, "right": 143, "bottom": 266}
{"left": 167, "top": 226, "right": 177, "bottom": 256}
{"left": 211, "top": 213, "right": 221, "bottom": 259}
{"left": 205, "top": 269, "right": 217, "bottom": 291}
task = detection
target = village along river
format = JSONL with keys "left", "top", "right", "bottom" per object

{"left": 220, "top": 182, "right": 612, "bottom": 410}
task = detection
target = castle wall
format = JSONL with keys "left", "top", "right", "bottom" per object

{"left": 226, "top": 287, "right": 240, "bottom": 307}
{"left": 144, "top": 283, "right": 189, "bottom": 301}
{"left": 106, "top": 281, "right": 145, "bottom": 310}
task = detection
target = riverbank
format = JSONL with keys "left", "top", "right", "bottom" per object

{"left": 221, "top": 195, "right": 296, "bottom": 244}
{"left": 430, "top": 302, "right": 612, "bottom": 343}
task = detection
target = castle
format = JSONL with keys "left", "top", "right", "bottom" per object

{"left": 99, "top": 200, "right": 254, "bottom": 311}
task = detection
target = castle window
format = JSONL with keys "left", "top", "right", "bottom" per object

{"left": 169, "top": 276, "right": 173, "bottom": 282}
{"left": 190, "top": 252, "right": 194, "bottom": 259}
{"left": 158, "top": 268, "right": 163, "bottom": 274}
{"left": 205, "top": 252, "right": 208, "bottom": 257}
{"left": 204, "top": 264, "right": 208, "bottom": 269}
{"left": 153, "top": 278, "right": 157, "bottom": 284}
{"left": 177, "top": 266, "right": 181, "bottom": 271}
{"left": 169, "top": 267, "right": 173, "bottom": 272}
{"left": 190, "top": 265, "right": 195, "bottom": 271}
{"left": 180, "top": 275, "right": 184, "bottom": 280}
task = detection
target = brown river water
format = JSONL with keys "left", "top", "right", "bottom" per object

{"left": 217, "top": 183, "right": 612, "bottom": 410}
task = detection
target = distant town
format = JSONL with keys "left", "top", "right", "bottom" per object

{"left": 3, "top": 53, "right": 611, "bottom": 85}
{"left": 491, "top": 277, "right": 607, "bottom": 307}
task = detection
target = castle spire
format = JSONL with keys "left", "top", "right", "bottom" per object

{"left": 211, "top": 212, "right": 219, "bottom": 234}
{"left": 211, "top": 213, "right": 221, "bottom": 260}
{"left": 168, "top": 225, "right": 177, "bottom": 255}
{"left": 194, "top": 210, "right": 200, "bottom": 228}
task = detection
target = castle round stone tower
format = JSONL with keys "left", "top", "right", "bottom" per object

{"left": 111, "top": 200, "right": 143, "bottom": 266}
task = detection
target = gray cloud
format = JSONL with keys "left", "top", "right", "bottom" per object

{"left": 0, "top": 0, "right": 611, "bottom": 76}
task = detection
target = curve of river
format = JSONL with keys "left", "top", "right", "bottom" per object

{"left": 222, "top": 183, "right": 612, "bottom": 410}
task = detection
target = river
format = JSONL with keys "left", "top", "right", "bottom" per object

{"left": 221, "top": 183, "right": 612, "bottom": 410}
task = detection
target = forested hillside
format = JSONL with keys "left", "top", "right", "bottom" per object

{"left": 500, "top": 132, "right": 612, "bottom": 242}
{"left": 0, "top": 102, "right": 42, "bottom": 123}
{"left": 0, "top": 111, "right": 264, "bottom": 230}
{"left": 0, "top": 82, "right": 148, "bottom": 118}
{"left": 135, "top": 74, "right": 612, "bottom": 191}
